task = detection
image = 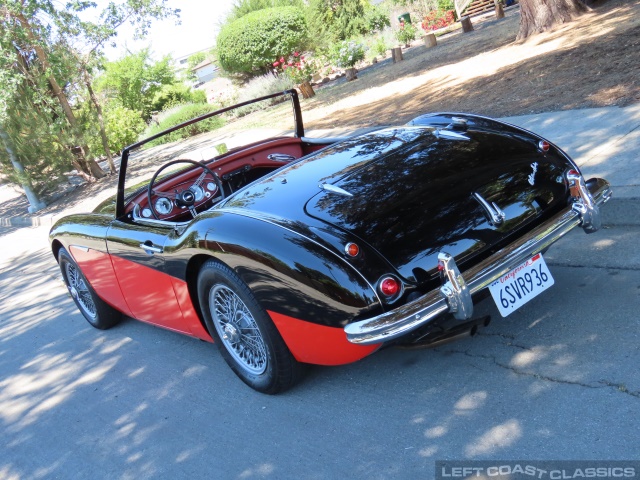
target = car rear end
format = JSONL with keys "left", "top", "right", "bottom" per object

{"left": 302, "top": 114, "right": 612, "bottom": 346}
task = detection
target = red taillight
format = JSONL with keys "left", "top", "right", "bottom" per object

{"left": 538, "top": 140, "right": 550, "bottom": 152}
{"left": 345, "top": 242, "right": 360, "bottom": 257}
{"left": 380, "top": 277, "right": 399, "bottom": 296}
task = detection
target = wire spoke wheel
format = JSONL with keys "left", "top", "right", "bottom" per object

{"left": 209, "top": 285, "right": 268, "bottom": 375}
{"left": 198, "top": 260, "right": 302, "bottom": 393}
{"left": 65, "top": 261, "right": 97, "bottom": 320}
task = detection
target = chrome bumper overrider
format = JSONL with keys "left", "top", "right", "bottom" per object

{"left": 345, "top": 177, "right": 612, "bottom": 345}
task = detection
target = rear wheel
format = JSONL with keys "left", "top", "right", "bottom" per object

{"left": 58, "top": 248, "right": 121, "bottom": 330}
{"left": 197, "top": 260, "right": 303, "bottom": 394}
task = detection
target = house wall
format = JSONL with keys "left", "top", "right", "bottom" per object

{"left": 195, "top": 64, "right": 217, "bottom": 83}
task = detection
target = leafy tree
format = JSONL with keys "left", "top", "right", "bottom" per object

{"left": 365, "top": 4, "right": 391, "bottom": 32}
{"left": 96, "top": 49, "right": 176, "bottom": 120}
{"left": 216, "top": 7, "right": 308, "bottom": 76}
{"left": 306, "top": 0, "right": 382, "bottom": 47}
{"left": 333, "top": 0, "right": 370, "bottom": 40}
{"left": 0, "top": 55, "right": 77, "bottom": 205}
{"left": 227, "top": 0, "right": 305, "bottom": 23}
{"left": 0, "top": 0, "right": 180, "bottom": 202}
{"left": 1, "top": 2, "right": 106, "bottom": 182}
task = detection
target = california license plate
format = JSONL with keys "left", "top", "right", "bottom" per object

{"left": 488, "top": 253, "right": 555, "bottom": 317}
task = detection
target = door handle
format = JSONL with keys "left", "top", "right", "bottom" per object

{"left": 139, "top": 241, "right": 163, "bottom": 255}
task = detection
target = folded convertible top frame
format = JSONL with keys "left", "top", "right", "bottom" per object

{"left": 344, "top": 177, "right": 612, "bottom": 345}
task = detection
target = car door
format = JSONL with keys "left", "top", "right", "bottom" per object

{"left": 106, "top": 219, "right": 191, "bottom": 334}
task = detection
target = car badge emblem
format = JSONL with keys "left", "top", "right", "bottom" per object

{"left": 528, "top": 162, "right": 538, "bottom": 186}
{"left": 472, "top": 192, "right": 506, "bottom": 226}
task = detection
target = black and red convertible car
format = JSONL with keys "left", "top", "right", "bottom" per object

{"left": 50, "top": 90, "right": 612, "bottom": 393}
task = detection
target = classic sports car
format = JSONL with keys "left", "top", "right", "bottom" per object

{"left": 50, "top": 90, "right": 612, "bottom": 393}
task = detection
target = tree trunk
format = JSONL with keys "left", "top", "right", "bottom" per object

{"left": 84, "top": 71, "right": 116, "bottom": 174}
{"left": 298, "top": 81, "right": 316, "bottom": 98}
{"left": 392, "top": 47, "right": 403, "bottom": 63}
{"left": 0, "top": 128, "right": 47, "bottom": 213}
{"left": 461, "top": 16, "right": 474, "bottom": 33}
{"left": 494, "top": 0, "right": 505, "bottom": 19}
{"left": 517, "top": 0, "right": 589, "bottom": 41}
{"left": 423, "top": 33, "right": 437, "bottom": 48}
{"left": 15, "top": 12, "right": 106, "bottom": 180}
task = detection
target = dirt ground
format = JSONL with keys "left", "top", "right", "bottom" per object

{"left": 2, "top": 0, "right": 638, "bottom": 218}
{"left": 226, "top": 0, "right": 639, "bottom": 133}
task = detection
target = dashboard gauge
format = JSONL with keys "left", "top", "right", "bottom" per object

{"left": 206, "top": 182, "right": 218, "bottom": 192}
{"left": 142, "top": 208, "right": 153, "bottom": 218}
{"left": 190, "top": 185, "right": 205, "bottom": 202}
{"left": 155, "top": 197, "right": 173, "bottom": 215}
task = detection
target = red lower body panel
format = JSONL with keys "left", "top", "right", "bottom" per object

{"left": 171, "top": 279, "right": 213, "bottom": 342}
{"left": 70, "top": 246, "right": 133, "bottom": 317}
{"left": 268, "top": 310, "right": 380, "bottom": 365}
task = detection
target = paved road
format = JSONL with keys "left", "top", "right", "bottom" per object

{"left": 1, "top": 217, "right": 638, "bottom": 479}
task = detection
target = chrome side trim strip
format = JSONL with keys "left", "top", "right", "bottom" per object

{"left": 344, "top": 178, "right": 612, "bottom": 345}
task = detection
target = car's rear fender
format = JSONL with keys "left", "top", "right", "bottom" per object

{"left": 171, "top": 212, "right": 384, "bottom": 365}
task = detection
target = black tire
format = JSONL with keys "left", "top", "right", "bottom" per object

{"left": 197, "top": 260, "right": 303, "bottom": 394}
{"left": 58, "top": 247, "right": 121, "bottom": 330}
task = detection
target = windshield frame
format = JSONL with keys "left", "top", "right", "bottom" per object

{"left": 115, "top": 89, "right": 304, "bottom": 219}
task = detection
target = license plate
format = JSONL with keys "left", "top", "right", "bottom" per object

{"left": 488, "top": 253, "right": 555, "bottom": 317}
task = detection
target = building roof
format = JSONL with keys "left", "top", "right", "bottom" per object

{"left": 192, "top": 58, "right": 215, "bottom": 71}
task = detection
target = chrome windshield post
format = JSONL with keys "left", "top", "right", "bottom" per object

{"left": 438, "top": 252, "right": 473, "bottom": 321}
{"left": 567, "top": 171, "right": 601, "bottom": 233}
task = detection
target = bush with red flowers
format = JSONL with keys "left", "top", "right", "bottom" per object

{"left": 421, "top": 10, "right": 456, "bottom": 31}
{"left": 272, "top": 51, "right": 317, "bottom": 84}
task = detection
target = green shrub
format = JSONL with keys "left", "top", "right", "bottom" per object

{"left": 104, "top": 106, "right": 146, "bottom": 153}
{"left": 142, "top": 103, "right": 225, "bottom": 148}
{"left": 216, "top": 7, "right": 308, "bottom": 75}
{"left": 86, "top": 105, "right": 146, "bottom": 155}
{"left": 191, "top": 89, "right": 207, "bottom": 104}
{"left": 371, "top": 30, "right": 395, "bottom": 58}
{"left": 150, "top": 84, "right": 206, "bottom": 113}
{"left": 396, "top": 23, "right": 418, "bottom": 45}
{"left": 329, "top": 40, "right": 367, "bottom": 68}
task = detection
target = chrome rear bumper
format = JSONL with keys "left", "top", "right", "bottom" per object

{"left": 344, "top": 177, "right": 612, "bottom": 345}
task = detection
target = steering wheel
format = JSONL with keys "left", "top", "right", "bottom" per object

{"left": 147, "top": 159, "right": 225, "bottom": 220}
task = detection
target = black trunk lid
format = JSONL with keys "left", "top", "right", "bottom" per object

{"left": 305, "top": 127, "right": 568, "bottom": 282}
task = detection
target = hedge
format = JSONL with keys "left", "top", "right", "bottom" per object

{"left": 216, "top": 7, "right": 308, "bottom": 75}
